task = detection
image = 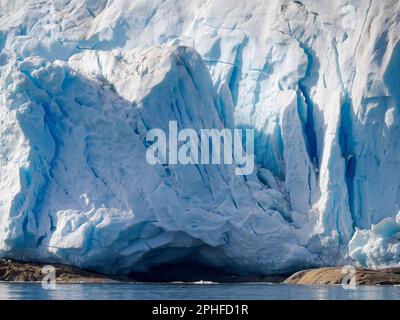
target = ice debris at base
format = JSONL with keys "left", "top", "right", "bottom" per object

{"left": 0, "top": 0, "right": 399, "bottom": 274}
{"left": 349, "top": 211, "right": 400, "bottom": 269}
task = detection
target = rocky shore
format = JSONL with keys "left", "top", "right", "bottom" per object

{"left": 284, "top": 267, "right": 400, "bottom": 286}
{"left": 0, "top": 259, "right": 126, "bottom": 283}
{"left": 1, "top": 260, "right": 400, "bottom": 286}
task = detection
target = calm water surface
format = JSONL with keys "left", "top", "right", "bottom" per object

{"left": 1, "top": 282, "right": 400, "bottom": 300}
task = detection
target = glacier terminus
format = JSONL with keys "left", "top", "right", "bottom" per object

{"left": 0, "top": 0, "right": 399, "bottom": 275}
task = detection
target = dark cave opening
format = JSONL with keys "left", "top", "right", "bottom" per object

{"left": 128, "top": 262, "right": 288, "bottom": 283}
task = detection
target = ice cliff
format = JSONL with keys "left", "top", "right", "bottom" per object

{"left": 0, "top": 0, "right": 399, "bottom": 274}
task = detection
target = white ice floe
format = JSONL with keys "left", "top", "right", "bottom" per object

{"left": 349, "top": 211, "right": 400, "bottom": 269}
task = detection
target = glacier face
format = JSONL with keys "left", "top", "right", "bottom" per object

{"left": 0, "top": 0, "right": 399, "bottom": 274}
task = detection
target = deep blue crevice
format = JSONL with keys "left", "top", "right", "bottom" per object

{"left": 345, "top": 155, "right": 357, "bottom": 218}
{"left": 36, "top": 233, "right": 47, "bottom": 246}
{"left": 339, "top": 95, "right": 357, "bottom": 227}
{"left": 22, "top": 216, "right": 29, "bottom": 240}
{"left": 30, "top": 101, "right": 62, "bottom": 241}
{"left": 228, "top": 37, "right": 249, "bottom": 107}
{"left": 297, "top": 44, "right": 319, "bottom": 167}
{"left": 237, "top": 122, "right": 285, "bottom": 180}
{"left": 0, "top": 31, "right": 5, "bottom": 51}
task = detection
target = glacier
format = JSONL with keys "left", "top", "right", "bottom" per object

{"left": 0, "top": 0, "right": 399, "bottom": 275}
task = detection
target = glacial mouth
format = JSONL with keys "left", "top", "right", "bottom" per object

{"left": 128, "top": 262, "right": 288, "bottom": 283}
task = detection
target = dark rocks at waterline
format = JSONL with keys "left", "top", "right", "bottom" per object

{"left": 0, "top": 259, "right": 125, "bottom": 283}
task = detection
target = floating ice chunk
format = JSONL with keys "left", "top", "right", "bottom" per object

{"left": 349, "top": 211, "right": 400, "bottom": 269}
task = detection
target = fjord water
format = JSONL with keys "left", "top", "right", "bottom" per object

{"left": 1, "top": 283, "right": 400, "bottom": 300}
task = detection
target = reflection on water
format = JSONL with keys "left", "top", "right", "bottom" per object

{"left": 0, "top": 282, "right": 399, "bottom": 300}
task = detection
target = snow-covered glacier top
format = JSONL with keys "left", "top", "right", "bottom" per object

{"left": 0, "top": 0, "right": 399, "bottom": 274}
